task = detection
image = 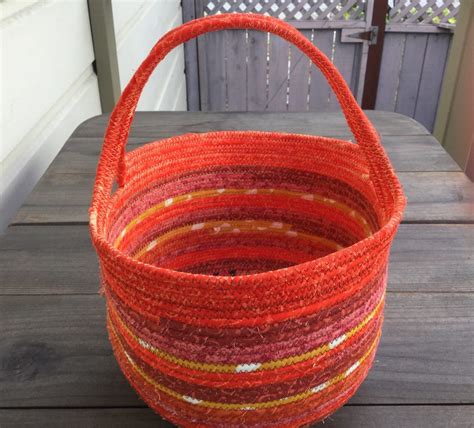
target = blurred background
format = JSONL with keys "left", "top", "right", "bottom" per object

{"left": 1, "top": 0, "right": 472, "bottom": 231}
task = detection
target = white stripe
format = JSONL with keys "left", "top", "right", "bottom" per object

{"left": 146, "top": 240, "right": 157, "bottom": 252}
{"left": 235, "top": 363, "right": 261, "bottom": 373}
{"left": 183, "top": 396, "right": 202, "bottom": 405}
{"left": 311, "top": 381, "right": 329, "bottom": 394}
{"left": 345, "top": 361, "right": 360, "bottom": 377}
{"left": 329, "top": 334, "right": 347, "bottom": 349}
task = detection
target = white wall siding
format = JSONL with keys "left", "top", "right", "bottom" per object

{"left": 112, "top": 0, "right": 186, "bottom": 111}
{"left": 0, "top": 1, "right": 101, "bottom": 231}
{"left": 0, "top": 0, "right": 186, "bottom": 231}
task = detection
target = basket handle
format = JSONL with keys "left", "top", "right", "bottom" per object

{"left": 93, "top": 13, "right": 393, "bottom": 213}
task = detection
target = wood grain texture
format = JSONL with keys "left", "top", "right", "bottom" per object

{"left": 70, "top": 111, "right": 430, "bottom": 139}
{"left": 0, "top": 293, "right": 472, "bottom": 408}
{"left": 288, "top": 30, "right": 311, "bottom": 112}
{"left": 225, "top": 30, "right": 247, "bottom": 112}
{"left": 309, "top": 30, "right": 334, "bottom": 111}
{"left": 23, "top": 134, "right": 459, "bottom": 179}
{"left": 205, "top": 32, "right": 226, "bottom": 111}
{"left": 13, "top": 171, "right": 473, "bottom": 224}
{"left": 1, "top": 110, "right": 472, "bottom": 424}
{"left": 13, "top": 111, "right": 459, "bottom": 225}
{"left": 328, "top": 36, "right": 359, "bottom": 112}
{"left": 399, "top": 172, "right": 474, "bottom": 223}
{"left": 413, "top": 33, "right": 451, "bottom": 132}
{"left": 247, "top": 30, "right": 268, "bottom": 111}
{"left": 1, "top": 225, "right": 472, "bottom": 296}
{"left": 267, "top": 35, "right": 290, "bottom": 111}
{"left": 395, "top": 34, "right": 429, "bottom": 118}
{"left": 375, "top": 33, "right": 406, "bottom": 112}
{"left": 1, "top": 406, "right": 473, "bottom": 428}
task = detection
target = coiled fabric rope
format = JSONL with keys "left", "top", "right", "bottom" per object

{"left": 90, "top": 13, "right": 406, "bottom": 427}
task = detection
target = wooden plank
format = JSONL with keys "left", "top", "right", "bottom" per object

{"left": 288, "top": 30, "right": 311, "bottom": 112}
{"left": 247, "top": 31, "right": 268, "bottom": 111}
{"left": 0, "top": 408, "right": 171, "bottom": 428}
{"left": 375, "top": 33, "right": 406, "bottom": 112}
{"left": 1, "top": 224, "right": 472, "bottom": 296}
{"left": 267, "top": 35, "right": 289, "bottom": 111}
{"left": 1, "top": 406, "right": 473, "bottom": 428}
{"left": 181, "top": 0, "right": 199, "bottom": 111}
{"left": 395, "top": 33, "right": 429, "bottom": 118}
{"left": 0, "top": 293, "right": 472, "bottom": 407}
{"left": 225, "top": 30, "right": 247, "bottom": 111}
{"left": 289, "top": 21, "right": 367, "bottom": 30}
{"left": 204, "top": 31, "right": 226, "bottom": 111}
{"left": 13, "top": 171, "right": 474, "bottom": 224}
{"left": 329, "top": 405, "right": 474, "bottom": 428}
{"left": 195, "top": 1, "right": 208, "bottom": 111}
{"left": 398, "top": 172, "right": 474, "bottom": 223}
{"left": 328, "top": 32, "right": 358, "bottom": 111}
{"left": 20, "top": 134, "right": 461, "bottom": 179}
{"left": 352, "top": 293, "right": 474, "bottom": 405}
{"left": 0, "top": 225, "right": 99, "bottom": 296}
{"left": 0, "top": 295, "right": 141, "bottom": 407}
{"left": 71, "top": 112, "right": 431, "bottom": 139}
{"left": 386, "top": 23, "right": 455, "bottom": 33}
{"left": 382, "top": 135, "right": 460, "bottom": 172}
{"left": 414, "top": 34, "right": 451, "bottom": 132}
{"left": 388, "top": 224, "right": 474, "bottom": 293}
{"left": 309, "top": 30, "right": 334, "bottom": 111}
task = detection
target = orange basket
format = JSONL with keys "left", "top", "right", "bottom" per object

{"left": 90, "top": 13, "right": 406, "bottom": 427}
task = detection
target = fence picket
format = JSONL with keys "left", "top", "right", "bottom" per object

{"left": 414, "top": 34, "right": 452, "bottom": 131}
{"left": 375, "top": 33, "right": 406, "bottom": 112}
{"left": 247, "top": 31, "right": 268, "bottom": 111}
{"left": 328, "top": 33, "right": 359, "bottom": 111}
{"left": 395, "top": 33, "right": 428, "bottom": 117}
{"left": 267, "top": 35, "right": 290, "bottom": 111}
{"left": 226, "top": 30, "right": 247, "bottom": 111}
{"left": 288, "top": 30, "right": 312, "bottom": 111}
{"left": 309, "top": 30, "right": 334, "bottom": 111}
{"left": 205, "top": 31, "right": 226, "bottom": 110}
{"left": 187, "top": 0, "right": 458, "bottom": 130}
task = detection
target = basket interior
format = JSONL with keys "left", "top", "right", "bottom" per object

{"left": 107, "top": 132, "right": 381, "bottom": 276}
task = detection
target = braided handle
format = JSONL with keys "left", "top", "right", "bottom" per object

{"left": 93, "top": 13, "right": 392, "bottom": 212}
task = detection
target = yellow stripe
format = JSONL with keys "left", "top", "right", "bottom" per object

{"left": 132, "top": 219, "right": 342, "bottom": 260}
{"left": 108, "top": 295, "right": 384, "bottom": 374}
{"left": 110, "top": 320, "right": 380, "bottom": 410}
{"left": 114, "top": 188, "right": 372, "bottom": 248}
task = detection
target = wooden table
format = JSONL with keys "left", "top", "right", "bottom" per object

{"left": 1, "top": 112, "right": 473, "bottom": 427}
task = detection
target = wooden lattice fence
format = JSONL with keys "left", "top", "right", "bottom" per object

{"left": 377, "top": 0, "right": 460, "bottom": 130}
{"left": 183, "top": 0, "right": 461, "bottom": 131}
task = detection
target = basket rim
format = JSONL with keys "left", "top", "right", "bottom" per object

{"left": 121, "top": 130, "right": 368, "bottom": 186}
{"left": 90, "top": 130, "right": 406, "bottom": 286}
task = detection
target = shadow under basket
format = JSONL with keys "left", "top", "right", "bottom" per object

{"left": 90, "top": 14, "right": 406, "bottom": 428}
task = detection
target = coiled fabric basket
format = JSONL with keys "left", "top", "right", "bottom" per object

{"left": 90, "top": 13, "right": 406, "bottom": 428}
